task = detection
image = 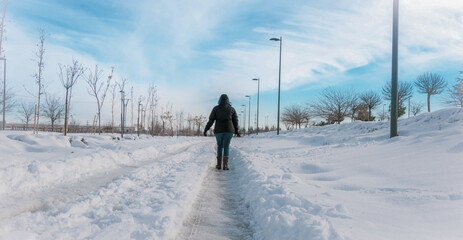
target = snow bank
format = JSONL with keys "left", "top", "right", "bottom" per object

{"left": 0, "top": 133, "right": 201, "bottom": 195}
{"left": 0, "top": 133, "right": 217, "bottom": 239}
{"left": 232, "top": 108, "right": 463, "bottom": 240}
{"left": 0, "top": 108, "right": 462, "bottom": 239}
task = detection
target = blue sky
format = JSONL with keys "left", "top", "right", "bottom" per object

{"left": 4, "top": 0, "right": 463, "bottom": 127}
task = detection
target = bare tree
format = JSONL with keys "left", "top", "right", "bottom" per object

{"left": 414, "top": 72, "right": 447, "bottom": 112}
{"left": 382, "top": 81, "right": 413, "bottom": 117}
{"left": 281, "top": 104, "right": 310, "bottom": 129}
{"left": 310, "top": 87, "right": 358, "bottom": 124}
{"left": 353, "top": 104, "right": 370, "bottom": 121}
{"left": 18, "top": 102, "right": 34, "bottom": 127}
{"left": 42, "top": 94, "right": 63, "bottom": 132}
{"left": 0, "top": 0, "right": 7, "bottom": 56}
{"left": 176, "top": 110, "right": 184, "bottom": 136}
{"left": 359, "top": 90, "right": 382, "bottom": 121}
{"left": 349, "top": 98, "right": 360, "bottom": 122}
{"left": 59, "top": 59, "right": 85, "bottom": 136}
{"left": 160, "top": 104, "right": 173, "bottom": 136}
{"left": 192, "top": 115, "right": 206, "bottom": 136}
{"left": 410, "top": 101, "right": 424, "bottom": 116}
{"left": 187, "top": 114, "right": 193, "bottom": 136}
{"left": 146, "top": 83, "right": 159, "bottom": 135}
{"left": 85, "top": 65, "right": 113, "bottom": 134}
{"left": 382, "top": 81, "right": 414, "bottom": 102}
{"left": 33, "top": 29, "right": 47, "bottom": 131}
{"left": 444, "top": 70, "right": 463, "bottom": 107}
{"left": 0, "top": 1, "right": 7, "bottom": 128}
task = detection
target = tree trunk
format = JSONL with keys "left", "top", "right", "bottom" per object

{"left": 37, "top": 94, "right": 41, "bottom": 132}
{"left": 427, "top": 94, "right": 431, "bottom": 112}
{"left": 64, "top": 89, "right": 69, "bottom": 136}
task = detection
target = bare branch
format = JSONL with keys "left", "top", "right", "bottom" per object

{"left": 18, "top": 102, "right": 34, "bottom": 127}
{"left": 42, "top": 93, "right": 63, "bottom": 132}
{"left": 310, "top": 87, "right": 358, "bottom": 124}
{"left": 85, "top": 65, "right": 112, "bottom": 134}
{"left": 282, "top": 104, "right": 310, "bottom": 129}
{"left": 414, "top": 72, "right": 447, "bottom": 112}
{"left": 359, "top": 90, "right": 382, "bottom": 121}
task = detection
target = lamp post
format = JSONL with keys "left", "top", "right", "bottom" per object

{"left": 270, "top": 37, "right": 282, "bottom": 135}
{"left": 142, "top": 108, "right": 145, "bottom": 134}
{"left": 252, "top": 78, "right": 260, "bottom": 135}
{"left": 390, "top": 0, "right": 399, "bottom": 138}
{"left": 137, "top": 102, "right": 142, "bottom": 137}
{"left": 0, "top": 57, "right": 5, "bottom": 130}
{"left": 120, "top": 90, "right": 130, "bottom": 138}
{"left": 241, "top": 104, "right": 246, "bottom": 134}
{"left": 245, "top": 95, "right": 251, "bottom": 134}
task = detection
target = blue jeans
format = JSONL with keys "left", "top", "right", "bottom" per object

{"left": 215, "top": 133, "right": 234, "bottom": 157}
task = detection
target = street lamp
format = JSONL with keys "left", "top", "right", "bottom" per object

{"left": 141, "top": 108, "right": 145, "bottom": 134}
{"left": 270, "top": 37, "right": 282, "bottom": 135}
{"left": 120, "top": 90, "right": 129, "bottom": 138}
{"left": 0, "top": 57, "right": 5, "bottom": 130}
{"left": 137, "top": 102, "right": 142, "bottom": 137}
{"left": 390, "top": 0, "right": 399, "bottom": 138}
{"left": 245, "top": 95, "right": 251, "bottom": 134}
{"left": 252, "top": 78, "right": 260, "bottom": 135}
{"left": 241, "top": 104, "right": 246, "bottom": 134}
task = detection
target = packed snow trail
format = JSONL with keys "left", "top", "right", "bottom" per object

{"left": 177, "top": 166, "right": 254, "bottom": 240}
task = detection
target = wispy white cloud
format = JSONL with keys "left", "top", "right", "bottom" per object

{"left": 4, "top": 0, "right": 462, "bottom": 123}
{"left": 209, "top": 0, "right": 463, "bottom": 95}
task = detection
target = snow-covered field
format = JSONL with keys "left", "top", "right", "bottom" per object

{"left": 0, "top": 108, "right": 462, "bottom": 240}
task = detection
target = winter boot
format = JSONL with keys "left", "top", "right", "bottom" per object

{"left": 223, "top": 156, "right": 229, "bottom": 170}
{"left": 216, "top": 156, "right": 222, "bottom": 170}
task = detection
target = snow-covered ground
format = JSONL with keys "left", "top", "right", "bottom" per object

{"left": 0, "top": 108, "right": 462, "bottom": 239}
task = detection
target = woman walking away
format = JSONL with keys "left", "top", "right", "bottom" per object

{"left": 203, "top": 94, "right": 240, "bottom": 170}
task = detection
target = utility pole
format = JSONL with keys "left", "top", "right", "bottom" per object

{"left": 390, "top": 0, "right": 399, "bottom": 138}
{"left": 137, "top": 102, "right": 142, "bottom": 137}
{"left": 245, "top": 95, "right": 251, "bottom": 134}
{"left": 270, "top": 37, "right": 282, "bottom": 135}
{"left": 120, "top": 90, "right": 130, "bottom": 139}
{"left": 252, "top": 78, "right": 260, "bottom": 135}
{"left": 241, "top": 104, "right": 246, "bottom": 135}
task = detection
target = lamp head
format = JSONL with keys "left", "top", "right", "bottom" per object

{"left": 252, "top": 78, "right": 259, "bottom": 81}
{"left": 269, "top": 37, "right": 280, "bottom": 41}
{"left": 245, "top": 95, "right": 251, "bottom": 97}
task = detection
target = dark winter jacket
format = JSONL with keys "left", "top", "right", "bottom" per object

{"left": 204, "top": 94, "right": 239, "bottom": 134}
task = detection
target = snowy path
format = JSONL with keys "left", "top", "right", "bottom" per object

{"left": 0, "top": 141, "right": 204, "bottom": 221}
{"left": 177, "top": 166, "right": 254, "bottom": 240}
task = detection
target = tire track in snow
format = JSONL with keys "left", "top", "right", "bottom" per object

{"left": 0, "top": 140, "right": 208, "bottom": 221}
{"left": 177, "top": 165, "right": 254, "bottom": 240}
